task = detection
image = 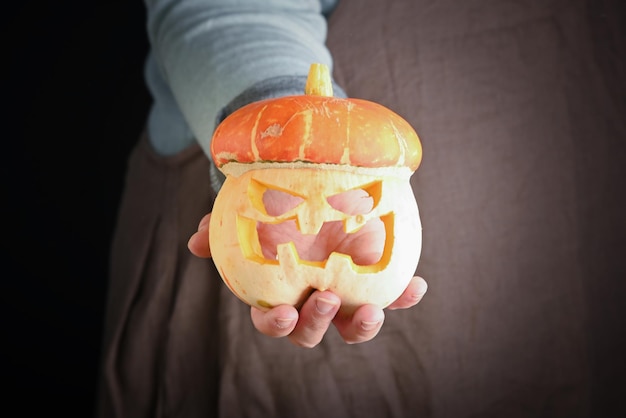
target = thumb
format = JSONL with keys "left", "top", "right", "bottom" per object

{"left": 188, "top": 213, "right": 212, "bottom": 258}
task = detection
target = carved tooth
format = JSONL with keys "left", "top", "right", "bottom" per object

{"left": 345, "top": 214, "right": 367, "bottom": 233}
{"left": 276, "top": 242, "right": 300, "bottom": 267}
{"left": 326, "top": 252, "right": 355, "bottom": 273}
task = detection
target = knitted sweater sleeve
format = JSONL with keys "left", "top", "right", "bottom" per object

{"left": 143, "top": 0, "right": 341, "bottom": 157}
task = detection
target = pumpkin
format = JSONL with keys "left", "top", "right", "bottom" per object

{"left": 209, "top": 63, "right": 422, "bottom": 314}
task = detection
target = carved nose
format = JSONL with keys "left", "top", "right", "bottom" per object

{"left": 295, "top": 197, "right": 336, "bottom": 235}
{"left": 296, "top": 210, "right": 327, "bottom": 235}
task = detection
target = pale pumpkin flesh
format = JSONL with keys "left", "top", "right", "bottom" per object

{"left": 209, "top": 165, "right": 421, "bottom": 314}
{"left": 208, "top": 63, "right": 423, "bottom": 314}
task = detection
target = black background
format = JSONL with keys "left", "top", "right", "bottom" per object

{"left": 5, "top": 2, "right": 150, "bottom": 416}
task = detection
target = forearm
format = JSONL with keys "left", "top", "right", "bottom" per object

{"left": 144, "top": 0, "right": 338, "bottom": 156}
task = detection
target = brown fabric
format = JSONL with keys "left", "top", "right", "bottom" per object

{"left": 97, "top": 0, "right": 626, "bottom": 417}
{"left": 327, "top": 0, "right": 625, "bottom": 416}
{"left": 97, "top": 132, "right": 430, "bottom": 418}
{"left": 97, "top": 133, "right": 221, "bottom": 417}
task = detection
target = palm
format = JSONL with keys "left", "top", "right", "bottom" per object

{"left": 257, "top": 189, "right": 385, "bottom": 265}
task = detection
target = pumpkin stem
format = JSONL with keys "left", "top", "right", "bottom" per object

{"left": 305, "top": 63, "right": 334, "bottom": 97}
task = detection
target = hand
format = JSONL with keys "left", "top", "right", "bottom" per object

{"left": 248, "top": 276, "right": 427, "bottom": 347}
{"left": 187, "top": 189, "right": 427, "bottom": 347}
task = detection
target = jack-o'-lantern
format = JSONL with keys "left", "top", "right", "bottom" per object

{"left": 209, "top": 63, "right": 422, "bottom": 314}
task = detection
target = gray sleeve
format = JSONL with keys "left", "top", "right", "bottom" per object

{"left": 144, "top": 0, "right": 340, "bottom": 157}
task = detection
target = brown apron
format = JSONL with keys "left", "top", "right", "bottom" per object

{"left": 96, "top": 0, "right": 626, "bottom": 416}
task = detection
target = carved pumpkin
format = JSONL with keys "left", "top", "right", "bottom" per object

{"left": 209, "top": 63, "right": 422, "bottom": 314}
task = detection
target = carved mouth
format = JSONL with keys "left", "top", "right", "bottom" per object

{"left": 258, "top": 218, "right": 384, "bottom": 265}
{"left": 236, "top": 214, "right": 394, "bottom": 271}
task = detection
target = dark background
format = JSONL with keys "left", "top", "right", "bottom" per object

{"left": 5, "top": 2, "right": 150, "bottom": 416}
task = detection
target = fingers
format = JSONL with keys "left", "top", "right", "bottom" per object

{"left": 253, "top": 294, "right": 386, "bottom": 347}
{"left": 187, "top": 213, "right": 212, "bottom": 258}
{"left": 332, "top": 276, "right": 426, "bottom": 343}
{"left": 333, "top": 304, "right": 385, "bottom": 344}
{"left": 251, "top": 277, "right": 428, "bottom": 347}
{"left": 250, "top": 291, "right": 341, "bottom": 347}
{"left": 287, "top": 291, "right": 341, "bottom": 348}
{"left": 386, "top": 276, "right": 428, "bottom": 310}
{"left": 252, "top": 276, "right": 428, "bottom": 346}
{"left": 250, "top": 305, "right": 299, "bottom": 338}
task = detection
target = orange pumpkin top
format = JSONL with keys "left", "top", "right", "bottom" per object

{"left": 211, "top": 64, "right": 422, "bottom": 172}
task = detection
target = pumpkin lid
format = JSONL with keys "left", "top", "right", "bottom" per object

{"left": 211, "top": 63, "right": 422, "bottom": 172}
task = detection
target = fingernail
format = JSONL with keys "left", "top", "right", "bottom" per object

{"left": 416, "top": 278, "right": 428, "bottom": 295}
{"left": 361, "top": 320, "right": 382, "bottom": 331}
{"left": 316, "top": 297, "right": 338, "bottom": 314}
{"left": 275, "top": 318, "right": 296, "bottom": 329}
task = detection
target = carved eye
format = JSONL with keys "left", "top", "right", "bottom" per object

{"left": 248, "top": 179, "right": 304, "bottom": 216}
{"left": 326, "top": 181, "right": 382, "bottom": 215}
{"left": 263, "top": 189, "right": 305, "bottom": 216}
